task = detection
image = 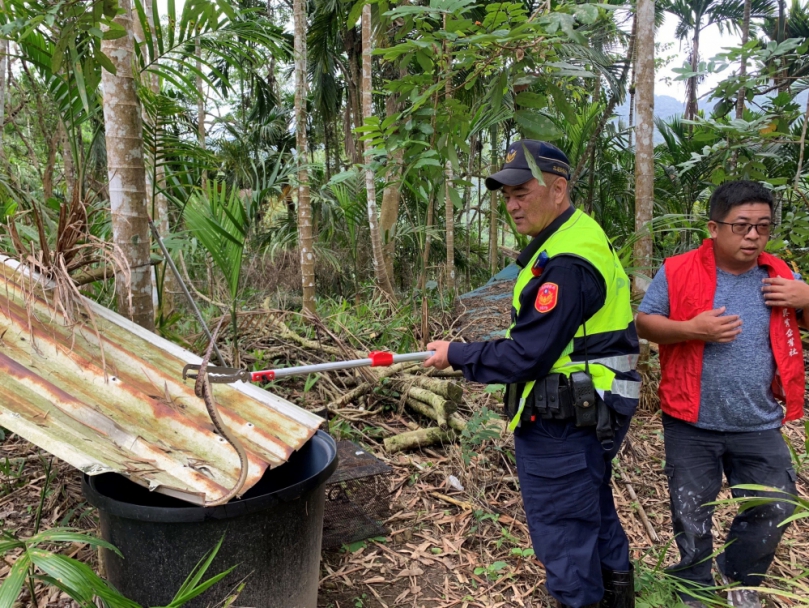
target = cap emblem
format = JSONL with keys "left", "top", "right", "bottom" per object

{"left": 505, "top": 149, "right": 517, "bottom": 163}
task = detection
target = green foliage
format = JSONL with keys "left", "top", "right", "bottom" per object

{"left": 0, "top": 528, "right": 137, "bottom": 608}
{"left": 634, "top": 542, "right": 730, "bottom": 608}
{"left": 459, "top": 406, "right": 502, "bottom": 465}
{"left": 784, "top": 420, "right": 809, "bottom": 474}
{"left": 473, "top": 560, "right": 509, "bottom": 580}
{"left": 0, "top": 530, "right": 237, "bottom": 608}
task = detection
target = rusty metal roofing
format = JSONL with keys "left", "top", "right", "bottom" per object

{"left": 0, "top": 256, "right": 323, "bottom": 505}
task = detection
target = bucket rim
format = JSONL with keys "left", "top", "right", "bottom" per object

{"left": 83, "top": 430, "right": 338, "bottom": 523}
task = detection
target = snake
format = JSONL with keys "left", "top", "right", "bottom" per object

{"left": 194, "top": 318, "right": 249, "bottom": 507}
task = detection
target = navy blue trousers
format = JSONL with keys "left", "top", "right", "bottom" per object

{"left": 514, "top": 414, "right": 632, "bottom": 607}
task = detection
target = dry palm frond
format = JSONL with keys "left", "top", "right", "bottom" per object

{"left": 3, "top": 192, "right": 133, "bottom": 377}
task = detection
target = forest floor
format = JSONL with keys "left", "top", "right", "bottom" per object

{"left": 0, "top": 386, "right": 807, "bottom": 607}
{"left": 0, "top": 302, "right": 807, "bottom": 607}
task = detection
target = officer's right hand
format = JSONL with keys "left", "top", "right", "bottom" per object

{"left": 687, "top": 307, "right": 742, "bottom": 343}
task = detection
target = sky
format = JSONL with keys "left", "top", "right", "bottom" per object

{"left": 656, "top": 14, "right": 739, "bottom": 102}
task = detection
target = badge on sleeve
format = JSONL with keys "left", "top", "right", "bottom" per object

{"left": 535, "top": 283, "right": 559, "bottom": 313}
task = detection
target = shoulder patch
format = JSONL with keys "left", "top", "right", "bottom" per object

{"left": 535, "top": 283, "right": 559, "bottom": 313}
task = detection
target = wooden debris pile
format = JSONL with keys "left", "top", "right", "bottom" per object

{"left": 226, "top": 310, "right": 504, "bottom": 454}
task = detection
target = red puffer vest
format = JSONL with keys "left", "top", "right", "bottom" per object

{"left": 658, "top": 238, "right": 805, "bottom": 423}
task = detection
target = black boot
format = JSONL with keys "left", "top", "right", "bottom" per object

{"left": 600, "top": 565, "right": 635, "bottom": 608}
{"left": 554, "top": 601, "right": 599, "bottom": 608}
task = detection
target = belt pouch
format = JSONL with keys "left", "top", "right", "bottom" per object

{"left": 544, "top": 374, "right": 560, "bottom": 419}
{"left": 504, "top": 382, "right": 521, "bottom": 421}
{"left": 571, "top": 370, "right": 597, "bottom": 427}
{"left": 596, "top": 398, "right": 615, "bottom": 450}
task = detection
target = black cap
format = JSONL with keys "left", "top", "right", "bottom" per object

{"left": 485, "top": 140, "right": 571, "bottom": 190}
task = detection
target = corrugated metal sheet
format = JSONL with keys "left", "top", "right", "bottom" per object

{"left": 0, "top": 256, "right": 323, "bottom": 505}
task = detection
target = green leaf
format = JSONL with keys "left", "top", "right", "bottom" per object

{"left": 448, "top": 186, "right": 462, "bottom": 210}
{"left": 95, "top": 50, "right": 116, "bottom": 75}
{"left": 514, "top": 91, "right": 546, "bottom": 109}
{"left": 546, "top": 82, "right": 576, "bottom": 124}
{"left": 522, "top": 143, "right": 545, "bottom": 186}
{"left": 416, "top": 50, "right": 434, "bottom": 73}
{"left": 0, "top": 555, "right": 29, "bottom": 608}
{"left": 163, "top": 536, "right": 237, "bottom": 607}
{"left": 346, "top": 0, "right": 367, "bottom": 28}
{"left": 574, "top": 4, "right": 598, "bottom": 25}
{"left": 31, "top": 529, "right": 123, "bottom": 558}
{"left": 514, "top": 110, "right": 562, "bottom": 141}
{"left": 102, "top": 24, "right": 127, "bottom": 39}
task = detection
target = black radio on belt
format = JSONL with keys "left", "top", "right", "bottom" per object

{"left": 570, "top": 371, "right": 597, "bottom": 427}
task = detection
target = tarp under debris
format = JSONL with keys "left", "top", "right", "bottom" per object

{"left": 454, "top": 264, "right": 517, "bottom": 342}
{"left": 0, "top": 257, "right": 323, "bottom": 505}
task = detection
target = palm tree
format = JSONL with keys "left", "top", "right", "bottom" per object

{"left": 634, "top": 0, "right": 655, "bottom": 295}
{"left": 661, "top": 0, "right": 773, "bottom": 120}
{"left": 361, "top": 3, "right": 395, "bottom": 298}
{"left": 294, "top": 0, "right": 315, "bottom": 313}
{"left": 101, "top": 0, "right": 154, "bottom": 329}
{"left": 0, "top": 0, "right": 6, "bottom": 156}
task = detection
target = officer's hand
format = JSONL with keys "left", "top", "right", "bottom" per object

{"left": 423, "top": 341, "right": 452, "bottom": 370}
{"left": 762, "top": 276, "right": 809, "bottom": 309}
{"left": 687, "top": 307, "right": 742, "bottom": 343}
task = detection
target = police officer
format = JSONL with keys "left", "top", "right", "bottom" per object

{"left": 424, "top": 140, "right": 640, "bottom": 608}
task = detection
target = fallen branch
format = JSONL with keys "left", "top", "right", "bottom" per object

{"left": 404, "top": 397, "right": 505, "bottom": 436}
{"left": 72, "top": 255, "right": 162, "bottom": 287}
{"left": 615, "top": 462, "right": 659, "bottom": 544}
{"left": 326, "top": 362, "right": 422, "bottom": 410}
{"left": 406, "top": 376, "right": 463, "bottom": 402}
{"left": 384, "top": 427, "right": 457, "bottom": 453}
{"left": 406, "top": 386, "right": 457, "bottom": 428}
{"left": 431, "top": 491, "right": 474, "bottom": 510}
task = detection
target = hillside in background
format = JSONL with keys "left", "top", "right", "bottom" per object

{"left": 616, "top": 90, "right": 809, "bottom": 144}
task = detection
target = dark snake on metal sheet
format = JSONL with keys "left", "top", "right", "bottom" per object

{"left": 195, "top": 318, "right": 249, "bottom": 506}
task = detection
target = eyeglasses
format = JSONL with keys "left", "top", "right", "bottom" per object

{"left": 714, "top": 221, "right": 772, "bottom": 236}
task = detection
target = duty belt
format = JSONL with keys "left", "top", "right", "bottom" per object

{"left": 504, "top": 374, "right": 576, "bottom": 424}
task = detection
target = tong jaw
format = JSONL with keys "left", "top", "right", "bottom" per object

{"left": 182, "top": 364, "right": 251, "bottom": 384}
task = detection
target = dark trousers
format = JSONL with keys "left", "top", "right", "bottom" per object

{"left": 514, "top": 414, "right": 632, "bottom": 608}
{"left": 662, "top": 414, "right": 797, "bottom": 596}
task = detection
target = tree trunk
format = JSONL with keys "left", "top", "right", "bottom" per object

{"left": 134, "top": 0, "right": 176, "bottom": 314}
{"left": 686, "top": 24, "right": 700, "bottom": 121}
{"left": 42, "top": 135, "right": 58, "bottom": 202}
{"left": 344, "top": 28, "right": 363, "bottom": 166}
{"left": 294, "top": 0, "right": 315, "bottom": 313}
{"left": 0, "top": 19, "right": 6, "bottom": 157}
{"left": 736, "top": 0, "right": 751, "bottom": 119}
{"left": 776, "top": 0, "right": 789, "bottom": 94}
{"left": 101, "top": 0, "right": 155, "bottom": 330}
{"left": 628, "top": 15, "right": 637, "bottom": 149}
{"left": 362, "top": 4, "right": 395, "bottom": 298}
{"left": 380, "top": 65, "right": 406, "bottom": 284}
{"left": 59, "top": 121, "right": 76, "bottom": 203}
{"left": 195, "top": 38, "right": 206, "bottom": 186}
{"left": 794, "top": 92, "right": 809, "bottom": 190}
{"left": 488, "top": 127, "right": 499, "bottom": 276}
{"left": 443, "top": 20, "right": 455, "bottom": 292}
{"left": 633, "top": 0, "right": 655, "bottom": 297}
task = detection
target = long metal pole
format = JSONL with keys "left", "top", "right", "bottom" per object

{"left": 148, "top": 218, "right": 226, "bottom": 366}
{"left": 265, "top": 351, "right": 433, "bottom": 379}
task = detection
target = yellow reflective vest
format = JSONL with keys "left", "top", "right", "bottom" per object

{"left": 506, "top": 209, "right": 640, "bottom": 431}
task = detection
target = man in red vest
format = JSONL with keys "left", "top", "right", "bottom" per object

{"left": 635, "top": 180, "right": 805, "bottom": 608}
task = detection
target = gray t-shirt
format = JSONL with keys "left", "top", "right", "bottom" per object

{"left": 639, "top": 265, "right": 783, "bottom": 432}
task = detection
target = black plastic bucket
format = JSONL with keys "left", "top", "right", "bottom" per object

{"left": 83, "top": 430, "right": 337, "bottom": 608}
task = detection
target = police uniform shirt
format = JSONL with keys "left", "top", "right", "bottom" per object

{"left": 447, "top": 206, "right": 606, "bottom": 384}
